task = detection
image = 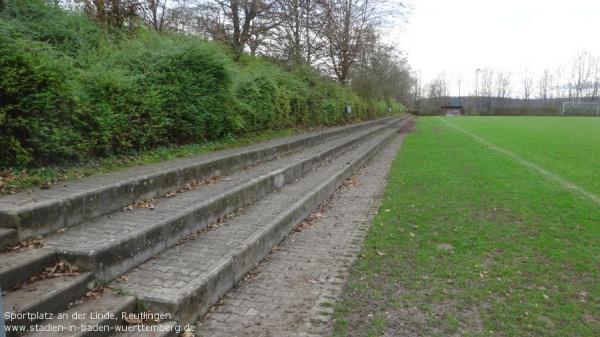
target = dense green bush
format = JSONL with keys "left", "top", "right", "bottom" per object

{"left": 0, "top": 1, "right": 401, "bottom": 168}
{"left": 80, "top": 34, "right": 240, "bottom": 155}
{"left": 0, "top": 26, "right": 85, "bottom": 165}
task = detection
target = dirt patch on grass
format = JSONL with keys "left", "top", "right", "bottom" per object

{"left": 339, "top": 281, "right": 485, "bottom": 337}
{"left": 432, "top": 126, "right": 444, "bottom": 134}
{"left": 473, "top": 207, "right": 523, "bottom": 224}
{"left": 401, "top": 118, "right": 417, "bottom": 133}
{"left": 383, "top": 301, "right": 485, "bottom": 337}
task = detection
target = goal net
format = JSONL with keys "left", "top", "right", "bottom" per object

{"left": 562, "top": 102, "right": 600, "bottom": 116}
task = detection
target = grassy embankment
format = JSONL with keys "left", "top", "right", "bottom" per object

{"left": 334, "top": 117, "right": 599, "bottom": 336}
{"left": 0, "top": 0, "right": 402, "bottom": 194}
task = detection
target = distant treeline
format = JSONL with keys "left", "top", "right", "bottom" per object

{"left": 416, "top": 96, "right": 599, "bottom": 116}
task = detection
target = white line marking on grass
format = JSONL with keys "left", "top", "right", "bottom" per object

{"left": 438, "top": 117, "right": 600, "bottom": 206}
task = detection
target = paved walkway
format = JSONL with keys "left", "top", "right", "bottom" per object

{"left": 195, "top": 134, "right": 407, "bottom": 337}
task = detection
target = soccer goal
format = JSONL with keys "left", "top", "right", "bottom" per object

{"left": 562, "top": 102, "right": 600, "bottom": 116}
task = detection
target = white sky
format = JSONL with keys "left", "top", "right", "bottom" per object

{"left": 388, "top": 0, "right": 600, "bottom": 95}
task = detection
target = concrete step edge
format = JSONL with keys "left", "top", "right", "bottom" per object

{"left": 0, "top": 228, "right": 18, "bottom": 251}
{"left": 0, "top": 116, "right": 399, "bottom": 241}
{"left": 0, "top": 248, "right": 57, "bottom": 290}
{"left": 24, "top": 291, "right": 136, "bottom": 337}
{"left": 3, "top": 272, "right": 94, "bottom": 336}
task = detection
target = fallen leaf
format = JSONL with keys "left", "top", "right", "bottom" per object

{"left": 181, "top": 331, "right": 195, "bottom": 337}
{"left": 9, "top": 237, "right": 45, "bottom": 251}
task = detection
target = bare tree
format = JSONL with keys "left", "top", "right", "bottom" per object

{"left": 478, "top": 68, "right": 494, "bottom": 97}
{"left": 520, "top": 68, "right": 533, "bottom": 100}
{"left": 266, "top": 0, "right": 325, "bottom": 66}
{"left": 589, "top": 55, "right": 599, "bottom": 101}
{"left": 423, "top": 73, "right": 448, "bottom": 114}
{"left": 139, "top": 0, "right": 168, "bottom": 31}
{"left": 410, "top": 73, "right": 422, "bottom": 110}
{"left": 160, "top": 0, "right": 201, "bottom": 33}
{"left": 77, "top": 0, "right": 139, "bottom": 28}
{"left": 552, "top": 65, "right": 568, "bottom": 99}
{"left": 320, "top": 0, "right": 401, "bottom": 84}
{"left": 352, "top": 39, "right": 412, "bottom": 103}
{"left": 495, "top": 70, "right": 511, "bottom": 102}
{"left": 537, "top": 68, "right": 552, "bottom": 103}
{"left": 569, "top": 50, "right": 593, "bottom": 101}
{"left": 427, "top": 73, "right": 448, "bottom": 98}
{"left": 474, "top": 67, "right": 493, "bottom": 112}
{"left": 201, "top": 0, "right": 279, "bottom": 58}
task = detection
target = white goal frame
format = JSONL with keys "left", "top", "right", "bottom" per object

{"left": 562, "top": 102, "right": 600, "bottom": 116}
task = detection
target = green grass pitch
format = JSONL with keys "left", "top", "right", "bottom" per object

{"left": 333, "top": 116, "right": 600, "bottom": 337}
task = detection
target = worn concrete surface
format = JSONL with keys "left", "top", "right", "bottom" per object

{"left": 194, "top": 133, "right": 407, "bottom": 337}
{"left": 42, "top": 122, "right": 394, "bottom": 279}
{"left": 0, "top": 117, "right": 395, "bottom": 242}
{"left": 114, "top": 128, "right": 401, "bottom": 325}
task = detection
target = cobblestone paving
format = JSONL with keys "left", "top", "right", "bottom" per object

{"left": 194, "top": 134, "right": 407, "bottom": 337}
{"left": 44, "top": 124, "right": 384, "bottom": 254}
{"left": 117, "top": 130, "right": 394, "bottom": 304}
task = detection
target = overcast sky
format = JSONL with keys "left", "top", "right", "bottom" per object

{"left": 391, "top": 0, "right": 600, "bottom": 95}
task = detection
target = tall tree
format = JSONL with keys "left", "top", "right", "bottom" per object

{"left": 537, "top": 68, "right": 552, "bottom": 103}
{"left": 520, "top": 68, "right": 533, "bottom": 100}
{"left": 495, "top": 70, "right": 511, "bottom": 103}
{"left": 139, "top": 0, "right": 168, "bottom": 31}
{"left": 270, "top": 0, "right": 323, "bottom": 66}
{"left": 351, "top": 37, "right": 412, "bottom": 102}
{"left": 569, "top": 51, "right": 593, "bottom": 101}
{"left": 78, "top": 0, "right": 139, "bottom": 28}
{"left": 320, "top": 0, "right": 399, "bottom": 84}
{"left": 208, "top": 0, "right": 279, "bottom": 58}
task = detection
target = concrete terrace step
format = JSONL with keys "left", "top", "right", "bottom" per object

{"left": 113, "top": 119, "right": 410, "bottom": 324}
{"left": 25, "top": 292, "right": 136, "bottom": 337}
{"left": 0, "top": 228, "right": 17, "bottom": 251}
{"left": 39, "top": 119, "right": 403, "bottom": 279}
{"left": 3, "top": 272, "right": 93, "bottom": 336}
{"left": 0, "top": 248, "right": 56, "bottom": 290}
{"left": 0, "top": 116, "right": 397, "bottom": 243}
